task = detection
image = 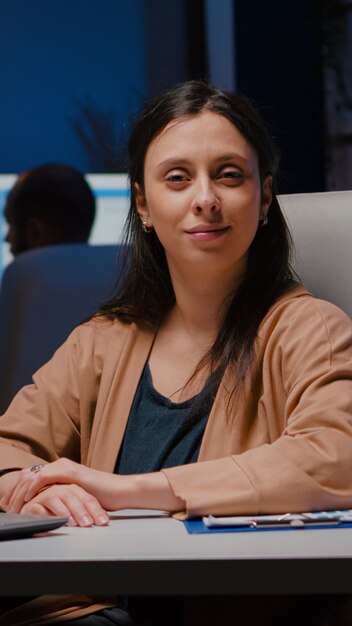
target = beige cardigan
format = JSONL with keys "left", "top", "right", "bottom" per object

{"left": 1, "top": 285, "right": 352, "bottom": 514}
{"left": 0, "top": 285, "right": 352, "bottom": 622}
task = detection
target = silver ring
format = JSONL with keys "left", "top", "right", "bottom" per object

{"left": 30, "top": 464, "right": 44, "bottom": 473}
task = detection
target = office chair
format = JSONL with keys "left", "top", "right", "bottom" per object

{"left": 278, "top": 190, "right": 352, "bottom": 318}
{"left": 0, "top": 243, "right": 122, "bottom": 413}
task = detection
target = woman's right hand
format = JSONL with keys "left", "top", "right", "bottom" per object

{"left": 3, "top": 458, "right": 185, "bottom": 518}
{"left": 0, "top": 470, "right": 22, "bottom": 510}
{"left": 4, "top": 482, "right": 109, "bottom": 527}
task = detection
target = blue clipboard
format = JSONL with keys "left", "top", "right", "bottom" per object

{"left": 184, "top": 510, "right": 352, "bottom": 534}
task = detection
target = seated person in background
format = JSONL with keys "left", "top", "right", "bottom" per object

{"left": 0, "top": 80, "right": 351, "bottom": 625}
{"left": 3, "top": 163, "right": 95, "bottom": 256}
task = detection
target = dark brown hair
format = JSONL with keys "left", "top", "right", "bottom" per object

{"left": 99, "top": 80, "right": 296, "bottom": 409}
{"left": 5, "top": 163, "right": 95, "bottom": 244}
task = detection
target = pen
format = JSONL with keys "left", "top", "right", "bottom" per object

{"left": 253, "top": 518, "right": 342, "bottom": 528}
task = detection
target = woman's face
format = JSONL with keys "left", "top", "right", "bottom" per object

{"left": 135, "top": 110, "right": 272, "bottom": 285}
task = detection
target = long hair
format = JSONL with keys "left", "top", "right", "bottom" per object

{"left": 99, "top": 80, "right": 297, "bottom": 410}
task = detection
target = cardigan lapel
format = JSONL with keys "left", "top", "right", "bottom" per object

{"left": 87, "top": 322, "right": 156, "bottom": 471}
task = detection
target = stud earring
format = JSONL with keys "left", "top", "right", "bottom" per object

{"left": 141, "top": 218, "right": 153, "bottom": 233}
{"left": 260, "top": 217, "right": 268, "bottom": 227}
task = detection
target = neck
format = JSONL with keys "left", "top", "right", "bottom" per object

{"left": 165, "top": 261, "right": 243, "bottom": 339}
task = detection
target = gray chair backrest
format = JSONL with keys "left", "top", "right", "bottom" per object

{"left": 278, "top": 191, "right": 352, "bottom": 317}
{"left": 0, "top": 243, "right": 122, "bottom": 413}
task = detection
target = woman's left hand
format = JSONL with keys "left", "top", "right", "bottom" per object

{"left": 4, "top": 457, "right": 185, "bottom": 515}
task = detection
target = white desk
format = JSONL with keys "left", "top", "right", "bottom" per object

{"left": 1, "top": 511, "right": 352, "bottom": 597}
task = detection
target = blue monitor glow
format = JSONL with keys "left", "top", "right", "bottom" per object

{"left": 0, "top": 173, "right": 130, "bottom": 276}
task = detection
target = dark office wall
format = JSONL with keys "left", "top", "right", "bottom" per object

{"left": 143, "top": 0, "right": 188, "bottom": 96}
{"left": 235, "top": 0, "right": 325, "bottom": 193}
{"left": 1, "top": 0, "right": 326, "bottom": 189}
{"left": 143, "top": 0, "right": 207, "bottom": 96}
{"left": 0, "top": 0, "right": 147, "bottom": 173}
{"left": 144, "top": 0, "right": 326, "bottom": 193}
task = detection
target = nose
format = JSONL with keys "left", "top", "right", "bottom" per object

{"left": 191, "top": 176, "right": 220, "bottom": 216}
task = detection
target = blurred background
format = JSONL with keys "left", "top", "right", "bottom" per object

{"left": 1, "top": 0, "right": 351, "bottom": 269}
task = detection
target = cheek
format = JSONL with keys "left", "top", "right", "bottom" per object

{"left": 145, "top": 187, "right": 186, "bottom": 225}
{"left": 226, "top": 189, "right": 261, "bottom": 225}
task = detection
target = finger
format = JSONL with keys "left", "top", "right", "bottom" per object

{"left": 6, "top": 468, "right": 35, "bottom": 513}
{"left": 27, "top": 489, "right": 78, "bottom": 526}
{"left": 77, "top": 492, "right": 109, "bottom": 526}
{"left": 61, "top": 487, "right": 108, "bottom": 527}
{"left": 8, "top": 463, "right": 64, "bottom": 510}
{"left": 7, "top": 474, "right": 46, "bottom": 514}
{"left": 1, "top": 467, "right": 29, "bottom": 507}
{"left": 20, "top": 502, "right": 52, "bottom": 517}
{"left": 1, "top": 484, "right": 15, "bottom": 509}
{"left": 21, "top": 498, "right": 75, "bottom": 526}
{"left": 38, "top": 486, "right": 94, "bottom": 527}
{"left": 23, "top": 458, "right": 79, "bottom": 503}
{"left": 25, "top": 481, "right": 109, "bottom": 526}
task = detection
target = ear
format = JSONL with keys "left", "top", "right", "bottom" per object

{"left": 26, "top": 216, "right": 54, "bottom": 249}
{"left": 260, "top": 175, "right": 273, "bottom": 220}
{"left": 134, "top": 183, "right": 149, "bottom": 221}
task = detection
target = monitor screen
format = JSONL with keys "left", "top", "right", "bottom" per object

{"left": 0, "top": 173, "right": 130, "bottom": 276}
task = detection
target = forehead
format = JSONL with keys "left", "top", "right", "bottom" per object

{"left": 145, "top": 110, "right": 257, "bottom": 166}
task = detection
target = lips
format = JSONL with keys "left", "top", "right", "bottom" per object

{"left": 184, "top": 225, "right": 230, "bottom": 242}
{"left": 185, "top": 225, "right": 229, "bottom": 234}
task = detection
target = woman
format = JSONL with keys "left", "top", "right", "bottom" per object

{"left": 0, "top": 80, "right": 351, "bottom": 625}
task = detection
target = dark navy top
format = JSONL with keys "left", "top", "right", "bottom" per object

{"left": 114, "top": 363, "right": 211, "bottom": 622}
{"left": 115, "top": 363, "right": 210, "bottom": 475}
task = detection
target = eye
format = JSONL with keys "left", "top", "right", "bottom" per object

{"left": 216, "top": 168, "right": 245, "bottom": 186}
{"left": 220, "top": 169, "right": 243, "bottom": 181}
{"left": 167, "top": 174, "right": 185, "bottom": 182}
{"left": 165, "top": 170, "right": 190, "bottom": 187}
